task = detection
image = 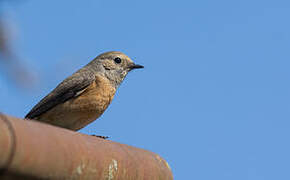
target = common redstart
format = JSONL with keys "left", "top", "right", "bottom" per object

{"left": 25, "top": 51, "right": 143, "bottom": 131}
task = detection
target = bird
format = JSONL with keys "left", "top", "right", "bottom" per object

{"left": 25, "top": 51, "right": 143, "bottom": 131}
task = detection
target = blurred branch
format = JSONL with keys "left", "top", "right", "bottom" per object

{"left": 0, "top": 114, "right": 173, "bottom": 180}
{"left": 0, "top": 0, "right": 37, "bottom": 89}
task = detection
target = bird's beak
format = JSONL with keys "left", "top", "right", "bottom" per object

{"left": 129, "top": 64, "right": 144, "bottom": 70}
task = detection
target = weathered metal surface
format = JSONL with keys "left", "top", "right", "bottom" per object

{"left": 0, "top": 113, "right": 173, "bottom": 180}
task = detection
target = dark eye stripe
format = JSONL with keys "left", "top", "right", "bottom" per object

{"left": 114, "top": 57, "right": 122, "bottom": 64}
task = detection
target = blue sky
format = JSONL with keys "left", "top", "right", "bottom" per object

{"left": 1, "top": 0, "right": 290, "bottom": 179}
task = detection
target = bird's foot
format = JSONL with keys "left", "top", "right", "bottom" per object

{"left": 91, "top": 134, "right": 110, "bottom": 139}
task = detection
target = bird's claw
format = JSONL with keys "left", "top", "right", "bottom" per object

{"left": 91, "top": 134, "right": 110, "bottom": 139}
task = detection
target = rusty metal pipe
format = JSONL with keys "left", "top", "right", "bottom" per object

{"left": 0, "top": 114, "right": 173, "bottom": 180}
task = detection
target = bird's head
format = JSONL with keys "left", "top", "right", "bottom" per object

{"left": 89, "top": 51, "right": 143, "bottom": 87}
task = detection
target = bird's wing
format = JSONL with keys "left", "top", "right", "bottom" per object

{"left": 25, "top": 69, "right": 96, "bottom": 119}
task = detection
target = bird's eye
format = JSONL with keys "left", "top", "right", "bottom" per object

{"left": 114, "top": 57, "right": 122, "bottom": 64}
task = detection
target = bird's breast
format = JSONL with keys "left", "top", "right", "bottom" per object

{"left": 67, "top": 75, "right": 116, "bottom": 114}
